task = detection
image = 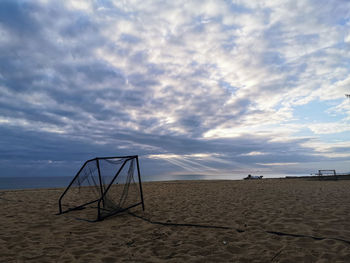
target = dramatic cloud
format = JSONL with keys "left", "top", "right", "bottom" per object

{"left": 0, "top": 0, "right": 349, "bottom": 179}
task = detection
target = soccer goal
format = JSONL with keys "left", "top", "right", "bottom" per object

{"left": 58, "top": 155, "right": 145, "bottom": 221}
{"left": 317, "top": 170, "right": 337, "bottom": 180}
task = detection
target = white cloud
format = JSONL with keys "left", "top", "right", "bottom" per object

{"left": 64, "top": 0, "right": 93, "bottom": 12}
{"left": 241, "top": 151, "right": 268, "bottom": 156}
{"left": 308, "top": 122, "right": 350, "bottom": 135}
{"left": 302, "top": 139, "right": 350, "bottom": 157}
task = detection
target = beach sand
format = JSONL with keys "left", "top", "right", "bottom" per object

{"left": 1, "top": 179, "right": 350, "bottom": 262}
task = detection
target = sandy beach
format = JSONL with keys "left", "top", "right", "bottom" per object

{"left": 1, "top": 179, "right": 350, "bottom": 262}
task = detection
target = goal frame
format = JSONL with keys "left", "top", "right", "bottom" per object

{"left": 317, "top": 169, "right": 338, "bottom": 180}
{"left": 58, "top": 155, "right": 145, "bottom": 221}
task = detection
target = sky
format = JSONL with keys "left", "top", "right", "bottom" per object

{"left": 0, "top": 0, "right": 350, "bottom": 179}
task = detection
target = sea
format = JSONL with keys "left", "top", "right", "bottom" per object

{"left": 0, "top": 173, "right": 307, "bottom": 190}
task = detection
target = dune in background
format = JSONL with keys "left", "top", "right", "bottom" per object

{"left": 1, "top": 179, "right": 350, "bottom": 262}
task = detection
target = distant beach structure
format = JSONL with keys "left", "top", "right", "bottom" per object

{"left": 317, "top": 170, "right": 336, "bottom": 176}
{"left": 244, "top": 174, "right": 263, "bottom": 180}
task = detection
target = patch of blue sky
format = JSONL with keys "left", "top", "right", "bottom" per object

{"left": 337, "top": 17, "right": 350, "bottom": 26}
{"left": 193, "top": 2, "right": 252, "bottom": 29}
{"left": 226, "top": 1, "right": 253, "bottom": 14}
{"left": 219, "top": 80, "right": 238, "bottom": 94}
{"left": 261, "top": 51, "right": 286, "bottom": 71}
{"left": 221, "top": 40, "right": 237, "bottom": 52}
{"left": 222, "top": 23, "right": 239, "bottom": 31}
{"left": 294, "top": 33, "right": 319, "bottom": 46}
{"left": 318, "top": 131, "right": 350, "bottom": 143}
{"left": 293, "top": 128, "right": 350, "bottom": 142}
{"left": 292, "top": 99, "right": 346, "bottom": 124}
{"left": 292, "top": 127, "right": 315, "bottom": 138}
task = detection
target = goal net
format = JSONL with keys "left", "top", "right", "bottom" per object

{"left": 58, "top": 155, "right": 144, "bottom": 221}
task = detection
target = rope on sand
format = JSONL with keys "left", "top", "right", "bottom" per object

{"left": 128, "top": 211, "right": 242, "bottom": 231}
{"left": 128, "top": 212, "right": 350, "bottom": 246}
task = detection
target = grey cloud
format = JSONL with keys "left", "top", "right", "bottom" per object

{"left": 60, "top": 15, "right": 97, "bottom": 37}
{"left": 128, "top": 72, "right": 159, "bottom": 88}
{"left": 0, "top": 1, "right": 40, "bottom": 36}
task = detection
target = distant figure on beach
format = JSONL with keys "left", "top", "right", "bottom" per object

{"left": 244, "top": 174, "right": 263, "bottom": 180}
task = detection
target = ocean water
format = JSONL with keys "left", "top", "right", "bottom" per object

{"left": 0, "top": 173, "right": 307, "bottom": 190}
{"left": 0, "top": 176, "right": 72, "bottom": 190}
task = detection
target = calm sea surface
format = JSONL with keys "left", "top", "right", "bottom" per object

{"left": 0, "top": 174, "right": 307, "bottom": 190}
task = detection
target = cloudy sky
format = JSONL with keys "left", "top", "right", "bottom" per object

{"left": 0, "top": 0, "right": 350, "bottom": 179}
